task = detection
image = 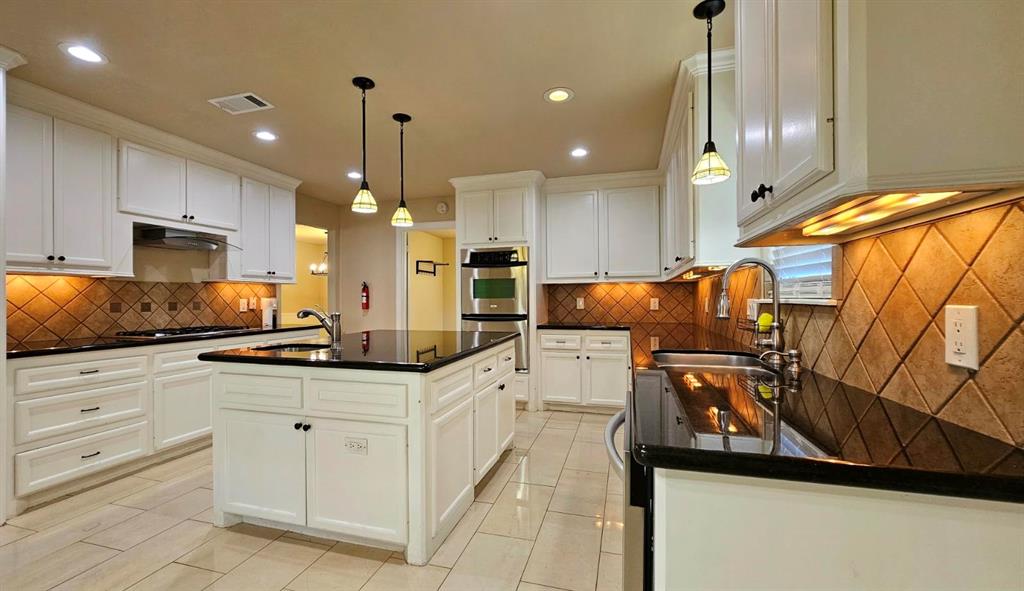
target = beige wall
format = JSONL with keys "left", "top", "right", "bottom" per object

{"left": 295, "top": 193, "right": 342, "bottom": 313}
{"left": 338, "top": 196, "right": 454, "bottom": 332}
{"left": 441, "top": 237, "right": 457, "bottom": 330}
{"left": 407, "top": 232, "right": 445, "bottom": 331}
{"left": 280, "top": 240, "right": 328, "bottom": 326}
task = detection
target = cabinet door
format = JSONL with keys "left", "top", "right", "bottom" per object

{"left": 153, "top": 367, "right": 212, "bottom": 450}
{"left": 584, "top": 353, "right": 628, "bottom": 406}
{"left": 494, "top": 187, "right": 527, "bottom": 242}
{"left": 218, "top": 409, "right": 305, "bottom": 525}
{"left": 118, "top": 141, "right": 187, "bottom": 222}
{"left": 267, "top": 186, "right": 296, "bottom": 281}
{"left": 429, "top": 397, "right": 474, "bottom": 538}
{"left": 6, "top": 106, "right": 53, "bottom": 266}
{"left": 497, "top": 375, "right": 515, "bottom": 451}
{"left": 460, "top": 190, "right": 494, "bottom": 244}
{"left": 736, "top": 0, "right": 772, "bottom": 224}
{"left": 186, "top": 160, "right": 240, "bottom": 230}
{"left": 239, "top": 178, "right": 270, "bottom": 278}
{"left": 544, "top": 191, "right": 600, "bottom": 280}
{"left": 773, "top": 0, "right": 834, "bottom": 201}
{"left": 662, "top": 146, "right": 693, "bottom": 276}
{"left": 601, "top": 186, "right": 661, "bottom": 278}
{"left": 306, "top": 417, "right": 407, "bottom": 543}
{"left": 540, "top": 351, "right": 582, "bottom": 403}
{"left": 53, "top": 119, "right": 114, "bottom": 269}
{"left": 474, "top": 381, "right": 500, "bottom": 483}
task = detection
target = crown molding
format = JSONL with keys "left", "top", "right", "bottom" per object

{"left": 449, "top": 170, "right": 545, "bottom": 191}
{"left": 0, "top": 46, "right": 26, "bottom": 70}
{"left": 543, "top": 169, "right": 663, "bottom": 193}
{"left": 7, "top": 78, "right": 302, "bottom": 190}
{"left": 682, "top": 48, "right": 736, "bottom": 77}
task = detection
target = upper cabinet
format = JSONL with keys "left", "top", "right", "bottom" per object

{"left": 239, "top": 178, "right": 295, "bottom": 283}
{"left": 120, "top": 141, "right": 241, "bottom": 231}
{"left": 543, "top": 185, "right": 662, "bottom": 283}
{"left": 6, "top": 106, "right": 115, "bottom": 273}
{"left": 458, "top": 187, "right": 528, "bottom": 245}
{"left": 735, "top": 0, "right": 1024, "bottom": 244}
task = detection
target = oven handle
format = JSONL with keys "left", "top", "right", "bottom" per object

{"left": 461, "top": 314, "right": 528, "bottom": 322}
{"left": 461, "top": 261, "right": 528, "bottom": 268}
{"left": 605, "top": 409, "right": 626, "bottom": 480}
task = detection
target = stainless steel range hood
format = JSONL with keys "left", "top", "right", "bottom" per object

{"left": 133, "top": 225, "right": 237, "bottom": 251}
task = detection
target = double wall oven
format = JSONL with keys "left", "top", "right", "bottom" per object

{"left": 460, "top": 246, "right": 528, "bottom": 370}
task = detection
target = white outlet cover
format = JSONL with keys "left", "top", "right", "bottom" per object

{"left": 249, "top": 297, "right": 258, "bottom": 310}
{"left": 238, "top": 299, "right": 248, "bottom": 312}
{"left": 650, "top": 336, "right": 660, "bottom": 351}
{"left": 650, "top": 298, "right": 660, "bottom": 311}
{"left": 345, "top": 437, "right": 368, "bottom": 455}
{"left": 576, "top": 297, "right": 585, "bottom": 310}
{"left": 944, "top": 304, "right": 979, "bottom": 370}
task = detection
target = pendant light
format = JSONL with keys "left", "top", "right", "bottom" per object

{"left": 690, "top": 0, "right": 731, "bottom": 186}
{"left": 390, "top": 113, "right": 414, "bottom": 227}
{"left": 351, "top": 76, "right": 378, "bottom": 213}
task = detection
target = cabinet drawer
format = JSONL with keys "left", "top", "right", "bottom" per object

{"left": 15, "top": 421, "right": 148, "bottom": 496}
{"left": 15, "top": 380, "right": 148, "bottom": 445}
{"left": 308, "top": 378, "right": 408, "bottom": 418}
{"left": 153, "top": 347, "right": 212, "bottom": 374}
{"left": 584, "top": 334, "right": 629, "bottom": 352}
{"left": 429, "top": 367, "right": 473, "bottom": 414}
{"left": 15, "top": 356, "right": 148, "bottom": 396}
{"left": 216, "top": 373, "right": 302, "bottom": 409}
{"left": 473, "top": 355, "right": 499, "bottom": 387}
{"left": 496, "top": 347, "right": 515, "bottom": 375}
{"left": 540, "top": 334, "right": 582, "bottom": 350}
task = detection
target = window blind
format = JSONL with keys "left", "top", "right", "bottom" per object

{"left": 767, "top": 245, "right": 834, "bottom": 299}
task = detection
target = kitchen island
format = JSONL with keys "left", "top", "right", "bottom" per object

{"left": 198, "top": 330, "right": 519, "bottom": 565}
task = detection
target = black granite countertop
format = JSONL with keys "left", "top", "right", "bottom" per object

{"left": 198, "top": 330, "right": 519, "bottom": 373}
{"left": 537, "top": 324, "right": 631, "bottom": 331}
{"left": 632, "top": 346, "right": 1024, "bottom": 504}
{"left": 7, "top": 325, "right": 323, "bottom": 359}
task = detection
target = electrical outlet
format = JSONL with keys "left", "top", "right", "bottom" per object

{"left": 650, "top": 336, "right": 660, "bottom": 351}
{"left": 249, "top": 297, "right": 258, "bottom": 310}
{"left": 944, "top": 305, "right": 979, "bottom": 370}
{"left": 576, "top": 297, "right": 585, "bottom": 310}
{"left": 345, "top": 437, "right": 368, "bottom": 455}
{"left": 238, "top": 299, "right": 248, "bottom": 313}
{"left": 650, "top": 298, "right": 660, "bottom": 311}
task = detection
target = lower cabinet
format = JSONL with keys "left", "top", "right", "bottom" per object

{"left": 474, "top": 372, "right": 515, "bottom": 484}
{"left": 539, "top": 330, "right": 631, "bottom": 407}
{"left": 540, "top": 351, "right": 583, "bottom": 404}
{"left": 153, "top": 367, "right": 212, "bottom": 449}
{"left": 429, "top": 397, "right": 475, "bottom": 538}
{"left": 584, "top": 352, "right": 630, "bottom": 406}
{"left": 218, "top": 408, "right": 408, "bottom": 542}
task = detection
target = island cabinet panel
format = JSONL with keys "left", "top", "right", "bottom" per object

{"left": 474, "top": 380, "right": 501, "bottom": 484}
{"left": 428, "top": 367, "right": 473, "bottom": 414}
{"left": 153, "top": 368, "right": 212, "bottom": 450}
{"left": 216, "top": 373, "right": 302, "bottom": 409}
{"left": 306, "top": 418, "right": 408, "bottom": 543}
{"left": 429, "top": 396, "right": 475, "bottom": 539}
{"left": 218, "top": 409, "right": 306, "bottom": 526}
{"left": 308, "top": 378, "right": 408, "bottom": 418}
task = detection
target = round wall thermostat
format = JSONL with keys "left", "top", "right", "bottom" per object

{"left": 436, "top": 201, "right": 449, "bottom": 214}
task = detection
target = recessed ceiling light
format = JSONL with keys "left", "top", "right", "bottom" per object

{"left": 59, "top": 43, "right": 107, "bottom": 64}
{"left": 253, "top": 130, "right": 277, "bottom": 142}
{"left": 571, "top": 147, "right": 589, "bottom": 158}
{"left": 544, "top": 87, "right": 575, "bottom": 103}
{"left": 347, "top": 171, "right": 362, "bottom": 180}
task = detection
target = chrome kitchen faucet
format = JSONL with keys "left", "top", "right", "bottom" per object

{"left": 297, "top": 307, "right": 342, "bottom": 351}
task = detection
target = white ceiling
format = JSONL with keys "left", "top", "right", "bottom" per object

{"left": 0, "top": 0, "right": 733, "bottom": 205}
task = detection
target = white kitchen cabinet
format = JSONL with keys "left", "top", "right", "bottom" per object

{"left": 473, "top": 380, "right": 500, "bottom": 483}
{"left": 239, "top": 177, "right": 295, "bottom": 282}
{"left": 458, "top": 188, "right": 528, "bottom": 245}
{"left": 119, "top": 141, "right": 187, "bottom": 223}
{"left": 735, "top": 0, "right": 773, "bottom": 225}
{"left": 497, "top": 376, "right": 515, "bottom": 450}
{"left": 218, "top": 408, "right": 307, "bottom": 526}
{"left": 306, "top": 417, "right": 407, "bottom": 543}
{"left": 152, "top": 367, "right": 212, "bottom": 450}
{"left": 543, "top": 190, "right": 600, "bottom": 280}
{"left": 493, "top": 188, "right": 527, "bottom": 243}
{"left": 461, "top": 190, "right": 494, "bottom": 245}
{"left": 540, "top": 350, "right": 583, "bottom": 404}
{"left": 6, "top": 107, "right": 115, "bottom": 272}
{"left": 662, "top": 145, "right": 694, "bottom": 276}
{"left": 539, "top": 329, "right": 630, "bottom": 408}
{"left": 584, "top": 352, "right": 629, "bottom": 406}
{"left": 185, "top": 160, "right": 240, "bottom": 230}
{"left": 429, "top": 397, "right": 474, "bottom": 538}
{"left": 601, "top": 186, "right": 662, "bottom": 279}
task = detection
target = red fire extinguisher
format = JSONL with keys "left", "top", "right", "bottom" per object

{"left": 361, "top": 282, "right": 370, "bottom": 311}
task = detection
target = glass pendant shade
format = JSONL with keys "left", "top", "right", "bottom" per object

{"left": 691, "top": 141, "right": 731, "bottom": 185}
{"left": 391, "top": 202, "right": 414, "bottom": 227}
{"left": 352, "top": 181, "right": 377, "bottom": 213}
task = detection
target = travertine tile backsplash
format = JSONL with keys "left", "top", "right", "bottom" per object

{"left": 6, "top": 275, "right": 274, "bottom": 346}
{"left": 696, "top": 200, "right": 1024, "bottom": 448}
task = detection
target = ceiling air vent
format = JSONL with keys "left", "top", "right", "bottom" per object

{"left": 207, "top": 92, "right": 274, "bottom": 115}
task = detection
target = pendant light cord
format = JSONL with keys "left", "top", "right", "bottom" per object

{"left": 361, "top": 88, "right": 367, "bottom": 180}
{"left": 706, "top": 16, "right": 713, "bottom": 145}
{"left": 399, "top": 121, "right": 405, "bottom": 205}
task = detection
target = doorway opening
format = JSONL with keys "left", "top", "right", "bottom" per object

{"left": 397, "top": 222, "right": 457, "bottom": 331}
{"left": 280, "top": 224, "right": 329, "bottom": 326}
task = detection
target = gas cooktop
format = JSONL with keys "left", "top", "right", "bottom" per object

{"left": 113, "top": 325, "right": 251, "bottom": 340}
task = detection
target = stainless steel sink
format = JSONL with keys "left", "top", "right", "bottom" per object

{"left": 253, "top": 343, "right": 330, "bottom": 352}
{"left": 652, "top": 352, "right": 777, "bottom": 377}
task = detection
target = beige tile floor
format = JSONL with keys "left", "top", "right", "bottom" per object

{"left": 0, "top": 410, "right": 625, "bottom": 591}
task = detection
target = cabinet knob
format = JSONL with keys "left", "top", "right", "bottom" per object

{"left": 181, "top": 214, "right": 188, "bottom": 220}
{"left": 302, "top": 423, "right": 311, "bottom": 432}
{"left": 586, "top": 355, "right": 590, "bottom": 360}
{"left": 294, "top": 422, "right": 302, "bottom": 430}
{"left": 188, "top": 215, "right": 195, "bottom": 221}
{"left": 593, "top": 271, "right": 598, "bottom": 276}
{"left": 576, "top": 355, "right": 580, "bottom": 359}
{"left": 47, "top": 255, "right": 55, "bottom": 261}
{"left": 675, "top": 256, "right": 682, "bottom": 262}
{"left": 750, "top": 183, "right": 773, "bottom": 203}
{"left": 498, "top": 383, "right": 506, "bottom": 390}
{"left": 57, "top": 256, "right": 66, "bottom": 262}
{"left": 664, "top": 267, "right": 670, "bottom": 272}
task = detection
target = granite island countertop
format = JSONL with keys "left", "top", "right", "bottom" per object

{"left": 198, "top": 330, "right": 519, "bottom": 373}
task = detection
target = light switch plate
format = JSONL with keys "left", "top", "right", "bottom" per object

{"left": 650, "top": 298, "right": 660, "bottom": 311}
{"left": 575, "top": 297, "right": 585, "bottom": 310}
{"left": 944, "top": 305, "right": 979, "bottom": 370}
{"left": 238, "top": 299, "right": 248, "bottom": 313}
{"left": 650, "top": 336, "right": 660, "bottom": 350}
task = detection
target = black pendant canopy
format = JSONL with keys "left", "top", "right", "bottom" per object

{"left": 351, "top": 76, "right": 378, "bottom": 213}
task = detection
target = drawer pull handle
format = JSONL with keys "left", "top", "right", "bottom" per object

{"left": 555, "top": 340, "right": 566, "bottom": 344}
{"left": 600, "top": 341, "right": 611, "bottom": 345}
{"left": 482, "top": 367, "right": 493, "bottom": 373}
{"left": 81, "top": 451, "right": 101, "bottom": 459}
{"left": 80, "top": 407, "right": 101, "bottom": 413}
{"left": 503, "top": 356, "right": 513, "bottom": 362}
{"left": 79, "top": 369, "right": 100, "bottom": 375}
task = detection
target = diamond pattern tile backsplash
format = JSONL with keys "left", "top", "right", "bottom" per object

{"left": 696, "top": 200, "right": 1024, "bottom": 449}
{"left": 6, "top": 275, "right": 274, "bottom": 346}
